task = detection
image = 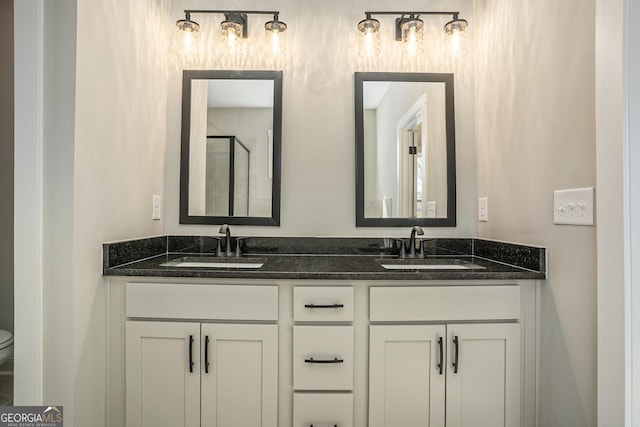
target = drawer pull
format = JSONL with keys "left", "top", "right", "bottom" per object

{"left": 304, "top": 303, "right": 344, "bottom": 309}
{"left": 188, "top": 335, "right": 194, "bottom": 373}
{"left": 304, "top": 357, "right": 344, "bottom": 364}
{"left": 309, "top": 424, "right": 338, "bottom": 427}
{"left": 204, "top": 335, "right": 210, "bottom": 374}
{"left": 437, "top": 336, "right": 443, "bottom": 375}
{"left": 453, "top": 335, "right": 459, "bottom": 374}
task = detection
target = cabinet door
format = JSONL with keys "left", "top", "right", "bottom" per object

{"left": 446, "top": 323, "right": 521, "bottom": 427}
{"left": 369, "top": 325, "right": 446, "bottom": 427}
{"left": 126, "top": 321, "right": 200, "bottom": 427}
{"left": 200, "top": 323, "right": 278, "bottom": 427}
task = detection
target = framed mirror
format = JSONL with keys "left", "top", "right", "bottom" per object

{"left": 355, "top": 72, "right": 456, "bottom": 227}
{"left": 180, "top": 70, "right": 282, "bottom": 225}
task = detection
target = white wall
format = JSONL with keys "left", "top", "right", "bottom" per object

{"left": 188, "top": 79, "right": 208, "bottom": 215}
{"left": 164, "top": 0, "right": 476, "bottom": 237}
{"left": 71, "top": 0, "right": 170, "bottom": 423}
{"left": 0, "top": 0, "right": 14, "bottom": 334}
{"left": 15, "top": 0, "right": 622, "bottom": 424}
{"left": 14, "top": 0, "right": 45, "bottom": 404}
{"left": 473, "top": 0, "right": 597, "bottom": 425}
{"left": 595, "top": 0, "right": 627, "bottom": 424}
{"left": 41, "top": 0, "right": 77, "bottom": 417}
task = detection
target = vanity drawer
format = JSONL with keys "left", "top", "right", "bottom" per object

{"left": 370, "top": 285, "right": 521, "bottom": 322}
{"left": 125, "top": 282, "right": 278, "bottom": 320}
{"left": 293, "top": 286, "right": 354, "bottom": 322}
{"left": 293, "top": 326, "right": 354, "bottom": 390}
{"left": 293, "top": 393, "right": 353, "bottom": 427}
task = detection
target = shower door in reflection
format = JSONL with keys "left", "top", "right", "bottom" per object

{"left": 205, "top": 136, "right": 250, "bottom": 216}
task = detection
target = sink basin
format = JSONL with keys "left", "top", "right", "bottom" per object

{"left": 160, "top": 256, "right": 265, "bottom": 269}
{"left": 379, "top": 258, "right": 486, "bottom": 271}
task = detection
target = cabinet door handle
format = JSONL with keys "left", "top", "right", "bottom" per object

{"left": 188, "top": 335, "right": 194, "bottom": 373}
{"left": 304, "top": 303, "right": 344, "bottom": 309}
{"left": 204, "top": 335, "right": 210, "bottom": 374}
{"left": 437, "top": 336, "right": 444, "bottom": 375}
{"left": 304, "top": 357, "right": 344, "bottom": 364}
{"left": 452, "top": 335, "right": 459, "bottom": 374}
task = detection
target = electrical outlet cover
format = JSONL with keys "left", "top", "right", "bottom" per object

{"left": 478, "top": 197, "right": 488, "bottom": 222}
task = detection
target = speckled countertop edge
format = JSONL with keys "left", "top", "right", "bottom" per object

{"left": 103, "top": 236, "right": 546, "bottom": 280}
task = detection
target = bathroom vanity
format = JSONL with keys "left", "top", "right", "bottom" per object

{"left": 103, "top": 236, "right": 545, "bottom": 427}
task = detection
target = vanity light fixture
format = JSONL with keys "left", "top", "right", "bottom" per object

{"left": 176, "top": 9, "right": 287, "bottom": 58}
{"left": 176, "top": 12, "right": 201, "bottom": 59}
{"left": 444, "top": 16, "right": 469, "bottom": 58}
{"left": 265, "top": 13, "right": 288, "bottom": 57}
{"left": 358, "top": 13, "right": 381, "bottom": 57}
{"left": 358, "top": 11, "right": 468, "bottom": 58}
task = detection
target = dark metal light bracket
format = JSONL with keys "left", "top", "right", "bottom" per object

{"left": 363, "top": 11, "right": 461, "bottom": 41}
{"left": 182, "top": 9, "right": 281, "bottom": 39}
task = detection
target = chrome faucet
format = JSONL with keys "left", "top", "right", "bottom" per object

{"left": 407, "top": 225, "right": 424, "bottom": 257}
{"left": 219, "top": 224, "right": 233, "bottom": 256}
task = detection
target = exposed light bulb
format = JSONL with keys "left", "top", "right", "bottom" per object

{"left": 401, "top": 17, "right": 424, "bottom": 57}
{"left": 363, "top": 31, "right": 376, "bottom": 56}
{"left": 174, "top": 18, "right": 200, "bottom": 65}
{"left": 182, "top": 30, "right": 196, "bottom": 53}
{"left": 449, "top": 31, "right": 463, "bottom": 57}
{"left": 265, "top": 18, "right": 287, "bottom": 58}
{"left": 358, "top": 17, "right": 380, "bottom": 58}
{"left": 445, "top": 18, "right": 468, "bottom": 58}
{"left": 221, "top": 21, "right": 244, "bottom": 57}
{"left": 406, "top": 27, "right": 419, "bottom": 57}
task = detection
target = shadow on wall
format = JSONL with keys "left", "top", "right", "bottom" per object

{"left": 538, "top": 285, "right": 594, "bottom": 426}
{"left": 0, "top": 0, "right": 14, "bottom": 334}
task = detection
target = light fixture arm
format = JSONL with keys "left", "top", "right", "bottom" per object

{"left": 363, "top": 11, "right": 462, "bottom": 40}
{"left": 363, "top": 11, "right": 461, "bottom": 18}
{"left": 181, "top": 9, "right": 282, "bottom": 39}
{"left": 183, "top": 9, "right": 280, "bottom": 16}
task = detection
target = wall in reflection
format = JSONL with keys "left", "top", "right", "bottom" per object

{"left": 364, "top": 81, "right": 447, "bottom": 219}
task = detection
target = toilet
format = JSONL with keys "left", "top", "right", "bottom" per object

{"left": 0, "top": 330, "right": 13, "bottom": 367}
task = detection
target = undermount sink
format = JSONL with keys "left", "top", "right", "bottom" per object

{"left": 379, "top": 258, "right": 486, "bottom": 271}
{"left": 160, "top": 256, "right": 265, "bottom": 269}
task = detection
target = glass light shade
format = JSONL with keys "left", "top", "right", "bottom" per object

{"left": 175, "top": 19, "right": 201, "bottom": 64}
{"left": 265, "top": 20, "right": 288, "bottom": 57}
{"left": 445, "top": 19, "right": 468, "bottom": 58}
{"left": 221, "top": 20, "right": 244, "bottom": 57}
{"left": 358, "top": 18, "right": 381, "bottom": 58}
{"left": 401, "top": 18, "right": 424, "bottom": 57}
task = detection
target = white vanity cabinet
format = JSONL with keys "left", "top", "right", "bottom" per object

{"left": 125, "top": 321, "right": 200, "bottom": 427}
{"left": 124, "top": 283, "right": 279, "bottom": 427}
{"left": 108, "top": 279, "right": 538, "bottom": 427}
{"left": 292, "top": 286, "right": 355, "bottom": 427}
{"left": 369, "top": 285, "right": 524, "bottom": 427}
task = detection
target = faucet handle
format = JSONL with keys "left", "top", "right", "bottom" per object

{"left": 234, "top": 237, "right": 250, "bottom": 257}
{"left": 394, "top": 238, "right": 407, "bottom": 258}
{"left": 417, "top": 239, "right": 426, "bottom": 258}
{"left": 215, "top": 237, "right": 224, "bottom": 257}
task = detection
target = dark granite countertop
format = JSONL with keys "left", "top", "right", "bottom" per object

{"left": 103, "top": 236, "right": 546, "bottom": 281}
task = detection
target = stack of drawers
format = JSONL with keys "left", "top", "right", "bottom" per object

{"left": 292, "top": 286, "right": 355, "bottom": 427}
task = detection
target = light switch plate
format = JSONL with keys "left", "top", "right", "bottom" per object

{"left": 553, "top": 187, "right": 594, "bottom": 225}
{"left": 478, "top": 197, "right": 488, "bottom": 222}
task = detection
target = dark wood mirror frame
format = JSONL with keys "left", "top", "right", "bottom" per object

{"left": 355, "top": 72, "right": 457, "bottom": 227}
{"left": 180, "top": 70, "right": 282, "bottom": 226}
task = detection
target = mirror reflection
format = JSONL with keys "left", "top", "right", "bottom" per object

{"left": 355, "top": 72, "right": 456, "bottom": 227}
{"left": 180, "top": 70, "right": 282, "bottom": 225}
